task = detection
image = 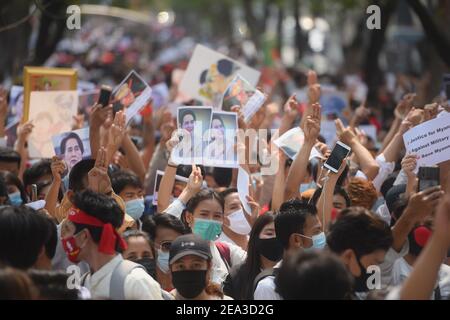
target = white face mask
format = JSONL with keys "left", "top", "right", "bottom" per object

{"left": 227, "top": 209, "right": 251, "bottom": 235}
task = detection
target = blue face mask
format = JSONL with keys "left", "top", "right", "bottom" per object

{"left": 8, "top": 191, "right": 23, "bottom": 206}
{"left": 192, "top": 218, "right": 223, "bottom": 241}
{"left": 157, "top": 250, "right": 170, "bottom": 274}
{"left": 299, "top": 231, "right": 327, "bottom": 250}
{"left": 125, "top": 198, "right": 145, "bottom": 221}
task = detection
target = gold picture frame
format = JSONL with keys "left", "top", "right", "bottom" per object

{"left": 23, "top": 66, "right": 77, "bottom": 122}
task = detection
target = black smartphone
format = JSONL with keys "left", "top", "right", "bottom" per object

{"left": 323, "top": 141, "right": 351, "bottom": 173}
{"left": 417, "top": 166, "right": 440, "bottom": 192}
{"left": 98, "top": 85, "right": 112, "bottom": 107}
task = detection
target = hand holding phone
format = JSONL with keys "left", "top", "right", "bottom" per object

{"left": 323, "top": 141, "right": 351, "bottom": 173}
{"left": 417, "top": 166, "right": 440, "bottom": 192}
{"left": 98, "top": 85, "right": 112, "bottom": 107}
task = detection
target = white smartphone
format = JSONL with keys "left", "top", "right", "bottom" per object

{"left": 323, "top": 141, "right": 351, "bottom": 173}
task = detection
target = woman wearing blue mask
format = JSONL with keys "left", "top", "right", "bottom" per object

{"left": 142, "top": 214, "right": 190, "bottom": 292}
{"left": 0, "top": 171, "right": 28, "bottom": 206}
{"left": 183, "top": 189, "right": 247, "bottom": 286}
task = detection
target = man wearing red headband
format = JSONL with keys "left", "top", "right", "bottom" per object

{"left": 60, "top": 189, "right": 162, "bottom": 300}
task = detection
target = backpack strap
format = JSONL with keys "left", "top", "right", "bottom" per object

{"left": 252, "top": 267, "right": 279, "bottom": 296}
{"left": 215, "top": 241, "right": 232, "bottom": 270}
{"left": 110, "top": 259, "right": 145, "bottom": 300}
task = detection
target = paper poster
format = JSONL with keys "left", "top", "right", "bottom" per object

{"left": 273, "top": 127, "right": 323, "bottom": 160}
{"left": 179, "top": 44, "right": 260, "bottom": 107}
{"left": 203, "top": 111, "right": 239, "bottom": 168}
{"left": 403, "top": 113, "right": 450, "bottom": 167}
{"left": 237, "top": 167, "right": 252, "bottom": 215}
{"left": 52, "top": 127, "right": 91, "bottom": 173}
{"left": 111, "top": 70, "right": 152, "bottom": 125}
{"left": 172, "top": 107, "right": 213, "bottom": 165}
{"left": 28, "top": 91, "right": 78, "bottom": 158}
{"left": 152, "top": 170, "right": 188, "bottom": 206}
{"left": 221, "top": 74, "right": 266, "bottom": 122}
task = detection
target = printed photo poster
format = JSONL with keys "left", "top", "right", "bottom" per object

{"left": 28, "top": 91, "right": 78, "bottom": 158}
{"left": 179, "top": 44, "right": 261, "bottom": 108}
{"left": 111, "top": 70, "right": 152, "bottom": 125}
{"left": 273, "top": 127, "right": 323, "bottom": 160}
{"left": 221, "top": 74, "right": 266, "bottom": 122}
{"left": 203, "top": 111, "right": 239, "bottom": 168}
{"left": 152, "top": 170, "right": 188, "bottom": 206}
{"left": 52, "top": 127, "right": 91, "bottom": 174}
{"left": 173, "top": 107, "right": 213, "bottom": 165}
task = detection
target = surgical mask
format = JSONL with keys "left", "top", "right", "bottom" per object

{"left": 299, "top": 181, "right": 317, "bottom": 194}
{"left": 8, "top": 191, "right": 23, "bottom": 206}
{"left": 256, "top": 237, "right": 283, "bottom": 262}
{"left": 135, "top": 257, "right": 156, "bottom": 279}
{"left": 125, "top": 198, "right": 145, "bottom": 221}
{"left": 298, "top": 232, "right": 327, "bottom": 250}
{"left": 172, "top": 270, "right": 207, "bottom": 299}
{"left": 227, "top": 209, "right": 251, "bottom": 235}
{"left": 157, "top": 250, "right": 170, "bottom": 274}
{"left": 192, "top": 218, "right": 222, "bottom": 241}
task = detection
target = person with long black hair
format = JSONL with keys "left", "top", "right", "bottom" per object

{"left": 223, "top": 213, "right": 283, "bottom": 300}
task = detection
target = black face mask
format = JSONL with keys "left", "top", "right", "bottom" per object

{"left": 353, "top": 258, "right": 370, "bottom": 292}
{"left": 135, "top": 257, "right": 156, "bottom": 279}
{"left": 256, "top": 237, "right": 284, "bottom": 262}
{"left": 172, "top": 270, "right": 207, "bottom": 299}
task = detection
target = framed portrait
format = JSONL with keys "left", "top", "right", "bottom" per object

{"left": 23, "top": 66, "right": 77, "bottom": 122}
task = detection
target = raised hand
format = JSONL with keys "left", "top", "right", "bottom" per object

{"left": 50, "top": 156, "right": 66, "bottom": 182}
{"left": 395, "top": 93, "right": 416, "bottom": 120}
{"left": 304, "top": 103, "right": 321, "bottom": 143}
{"left": 307, "top": 70, "right": 321, "bottom": 104}
{"left": 401, "top": 154, "right": 418, "bottom": 178}
{"left": 88, "top": 147, "right": 112, "bottom": 194}
{"left": 72, "top": 113, "right": 85, "bottom": 130}
{"left": 244, "top": 194, "right": 260, "bottom": 227}
{"left": 103, "top": 110, "right": 126, "bottom": 163}
{"left": 187, "top": 164, "right": 203, "bottom": 195}
{"left": 406, "top": 186, "right": 444, "bottom": 222}
{"left": 283, "top": 94, "right": 300, "bottom": 122}
{"left": 17, "top": 121, "right": 34, "bottom": 143}
{"left": 335, "top": 118, "right": 356, "bottom": 146}
{"left": 423, "top": 103, "right": 439, "bottom": 122}
{"left": 90, "top": 103, "right": 113, "bottom": 129}
{"left": 231, "top": 105, "right": 247, "bottom": 130}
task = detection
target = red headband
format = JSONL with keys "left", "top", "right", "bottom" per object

{"left": 68, "top": 207, "right": 127, "bottom": 255}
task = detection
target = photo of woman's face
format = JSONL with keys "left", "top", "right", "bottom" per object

{"left": 211, "top": 118, "right": 224, "bottom": 139}
{"left": 64, "top": 138, "right": 83, "bottom": 170}
{"left": 182, "top": 114, "right": 195, "bottom": 133}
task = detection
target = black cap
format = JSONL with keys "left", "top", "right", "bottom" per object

{"left": 169, "top": 234, "right": 212, "bottom": 265}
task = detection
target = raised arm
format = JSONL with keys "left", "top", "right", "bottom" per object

{"left": 284, "top": 103, "right": 321, "bottom": 201}
{"left": 89, "top": 103, "right": 113, "bottom": 159}
{"left": 335, "top": 119, "right": 379, "bottom": 180}
{"left": 391, "top": 186, "right": 443, "bottom": 253}
{"left": 271, "top": 151, "right": 287, "bottom": 211}
{"left": 279, "top": 94, "right": 299, "bottom": 136}
{"left": 44, "top": 157, "right": 66, "bottom": 217}
{"left": 400, "top": 193, "right": 450, "bottom": 300}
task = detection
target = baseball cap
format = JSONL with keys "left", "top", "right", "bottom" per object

{"left": 169, "top": 234, "right": 212, "bottom": 265}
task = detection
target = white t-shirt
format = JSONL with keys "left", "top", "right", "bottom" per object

{"left": 253, "top": 261, "right": 282, "bottom": 300}
{"left": 210, "top": 241, "right": 247, "bottom": 286}
{"left": 83, "top": 254, "right": 163, "bottom": 300}
{"left": 391, "top": 257, "right": 450, "bottom": 300}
